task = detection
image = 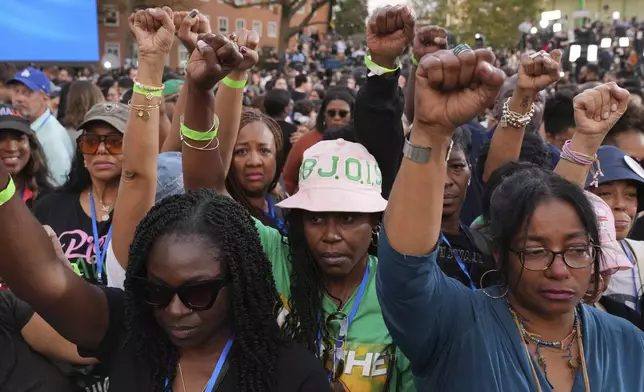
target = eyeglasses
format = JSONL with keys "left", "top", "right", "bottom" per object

{"left": 129, "top": 276, "right": 227, "bottom": 311}
{"left": 78, "top": 134, "right": 123, "bottom": 155}
{"left": 511, "top": 245, "right": 598, "bottom": 271}
{"left": 326, "top": 109, "right": 349, "bottom": 119}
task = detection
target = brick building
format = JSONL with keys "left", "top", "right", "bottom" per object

{"left": 97, "top": 0, "right": 329, "bottom": 70}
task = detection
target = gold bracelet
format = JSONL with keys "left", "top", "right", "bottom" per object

{"left": 180, "top": 133, "right": 220, "bottom": 151}
{"left": 128, "top": 100, "right": 160, "bottom": 120}
{"left": 133, "top": 77, "right": 163, "bottom": 91}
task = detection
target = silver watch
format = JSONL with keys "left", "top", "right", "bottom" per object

{"left": 403, "top": 137, "right": 432, "bottom": 163}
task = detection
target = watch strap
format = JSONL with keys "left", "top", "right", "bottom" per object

{"left": 403, "top": 137, "right": 432, "bottom": 163}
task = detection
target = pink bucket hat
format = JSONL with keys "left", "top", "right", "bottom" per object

{"left": 276, "top": 139, "right": 388, "bottom": 212}
{"left": 585, "top": 191, "right": 632, "bottom": 275}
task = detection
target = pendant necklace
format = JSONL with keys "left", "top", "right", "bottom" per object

{"left": 90, "top": 188, "right": 113, "bottom": 221}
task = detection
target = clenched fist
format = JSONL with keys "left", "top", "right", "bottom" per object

{"left": 174, "top": 9, "right": 211, "bottom": 54}
{"left": 516, "top": 50, "right": 563, "bottom": 92}
{"left": 128, "top": 7, "right": 175, "bottom": 60}
{"left": 231, "top": 30, "right": 260, "bottom": 71}
{"left": 573, "top": 82, "right": 629, "bottom": 139}
{"left": 414, "top": 47, "right": 505, "bottom": 131}
{"left": 411, "top": 25, "right": 448, "bottom": 65}
{"left": 187, "top": 34, "right": 244, "bottom": 92}
{"left": 367, "top": 5, "right": 415, "bottom": 68}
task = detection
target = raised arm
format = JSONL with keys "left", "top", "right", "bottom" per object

{"left": 111, "top": 7, "right": 174, "bottom": 268}
{"left": 355, "top": 6, "right": 412, "bottom": 199}
{"left": 377, "top": 47, "right": 505, "bottom": 371}
{"left": 483, "top": 50, "right": 562, "bottom": 182}
{"left": 554, "top": 83, "right": 629, "bottom": 187}
{"left": 404, "top": 25, "right": 448, "bottom": 124}
{"left": 161, "top": 10, "right": 211, "bottom": 153}
{"left": 180, "top": 34, "right": 250, "bottom": 192}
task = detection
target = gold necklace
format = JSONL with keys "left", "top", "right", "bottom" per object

{"left": 178, "top": 363, "right": 208, "bottom": 392}
{"left": 510, "top": 309, "right": 590, "bottom": 392}
{"left": 89, "top": 188, "right": 113, "bottom": 222}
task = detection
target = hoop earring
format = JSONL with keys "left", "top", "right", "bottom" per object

{"left": 479, "top": 269, "right": 508, "bottom": 299}
{"left": 371, "top": 225, "right": 380, "bottom": 247}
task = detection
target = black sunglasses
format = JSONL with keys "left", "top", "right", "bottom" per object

{"left": 130, "top": 276, "right": 227, "bottom": 311}
{"left": 326, "top": 109, "right": 349, "bottom": 119}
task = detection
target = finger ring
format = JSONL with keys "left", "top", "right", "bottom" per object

{"left": 529, "top": 51, "right": 542, "bottom": 59}
{"left": 452, "top": 44, "right": 471, "bottom": 56}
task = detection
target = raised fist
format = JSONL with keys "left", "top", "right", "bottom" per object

{"left": 414, "top": 47, "right": 505, "bottom": 131}
{"left": 231, "top": 30, "right": 260, "bottom": 71}
{"left": 187, "top": 33, "right": 244, "bottom": 91}
{"left": 173, "top": 10, "right": 211, "bottom": 54}
{"left": 516, "top": 50, "right": 563, "bottom": 91}
{"left": 367, "top": 5, "right": 415, "bottom": 68}
{"left": 573, "top": 82, "right": 629, "bottom": 139}
{"left": 128, "top": 7, "right": 175, "bottom": 60}
{"left": 411, "top": 25, "right": 448, "bottom": 64}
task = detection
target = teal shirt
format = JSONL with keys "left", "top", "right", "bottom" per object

{"left": 254, "top": 219, "right": 415, "bottom": 391}
{"left": 376, "top": 228, "right": 644, "bottom": 391}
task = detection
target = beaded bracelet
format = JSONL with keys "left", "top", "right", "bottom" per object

{"left": 180, "top": 115, "right": 219, "bottom": 141}
{"left": 560, "top": 140, "right": 604, "bottom": 187}
{"left": 221, "top": 74, "right": 248, "bottom": 89}
{"left": 133, "top": 78, "right": 164, "bottom": 101}
{"left": 0, "top": 175, "right": 16, "bottom": 207}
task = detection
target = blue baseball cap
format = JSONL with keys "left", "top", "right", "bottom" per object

{"left": 585, "top": 145, "right": 644, "bottom": 210}
{"left": 156, "top": 152, "right": 184, "bottom": 203}
{"left": 6, "top": 67, "right": 51, "bottom": 94}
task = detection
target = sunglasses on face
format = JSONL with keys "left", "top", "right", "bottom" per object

{"left": 130, "top": 276, "right": 227, "bottom": 311}
{"left": 78, "top": 134, "right": 123, "bottom": 155}
{"left": 326, "top": 109, "right": 349, "bottom": 119}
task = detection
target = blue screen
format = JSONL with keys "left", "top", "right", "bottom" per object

{"left": 0, "top": 0, "right": 99, "bottom": 62}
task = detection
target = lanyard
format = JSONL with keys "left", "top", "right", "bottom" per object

{"left": 318, "top": 261, "right": 371, "bottom": 380}
{"left": 89, "top": 189, "right": 112, "bottom": 283}
{"left": 620, "top": 240, "right": 641, "bottom": 313}
{"left": 264, "top": 196, "right": 287, "bottom": 235}
{"left": 441, "top": 226, "right": 477, "bottom": 290}
{"left": 165, "top": 338, "right": 233, "bottom": 391}
{"left": 32, "top": 113, "right": 52, "bottom": 133}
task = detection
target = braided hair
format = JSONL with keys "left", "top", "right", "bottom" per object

{"left": 124, "top": 189, "right": 284, "bottom": 392}
{"left": 226, "top": 109, "right": 285, "bottom": 228}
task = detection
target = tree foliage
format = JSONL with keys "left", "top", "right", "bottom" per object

{"left": 333, "top": 0, "right": 368, "bottom": 37}
{"left": 222, "top": 0, "right": 328, "bottom": 53}
{"left": 424, "top": 0, "right": 540, "bottom": 48}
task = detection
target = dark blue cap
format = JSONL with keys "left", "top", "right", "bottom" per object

{"left": 585, "top": 145, "right": 644, "bottom": 210}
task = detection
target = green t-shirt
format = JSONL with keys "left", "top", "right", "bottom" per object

{"left": 254, "top": 219, "right": 415, "bottom": 392}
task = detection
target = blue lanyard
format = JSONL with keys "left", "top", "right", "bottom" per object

{"left": 165, "top": 338, "right": 233, "bottom": 391}
{"left": 264, "top": 196, "right": 287, "bottom": 235}
{"left": 620, "top": 240, "right": 641, "bottom": 313}
{"left": 89, "top": 189, "right": 112, "bottom": 283}
{"left": 317, "top": 260, "right": 370, "bottom": 380}
{"left": 33, "top": 113, "right": 52, "bottom": 133}
{"left": 441, "top": 227, "right": 477, "bottom": 290}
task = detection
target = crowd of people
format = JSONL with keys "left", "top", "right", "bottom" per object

{"left": 0, "top": 4, "right": 644, "bottom": 392}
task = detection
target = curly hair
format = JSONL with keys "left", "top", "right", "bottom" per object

{"left": 21, "top": 134, "right": 54, "bottom": 198}
{"left": 124, "top": 189, "right": 284, "bottom": 392}
{"left": 226, "top": 109, "right": 285, "bottom": 228}
{"left": 64, "top": 81, "right": 104, "bottom": 129}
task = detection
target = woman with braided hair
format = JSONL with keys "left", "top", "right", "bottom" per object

{"left": 0, "top": 8, "right": 327, "bottom": 392}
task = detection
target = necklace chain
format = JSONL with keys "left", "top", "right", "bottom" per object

{"left": 178, "top": 363, "right": 208, "bottom": 392}
{"left": 89, "top": 188, "right": 113, "bottom": 221}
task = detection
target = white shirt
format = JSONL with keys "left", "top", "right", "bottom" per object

{"left": 31, "top": 110, "right": 74, "bottom": 186}
{"left": 105, "top": 242, "right": 125, "bottom": 290}
{"left": 604, "top": 239, "right": 644, "bottom": 311}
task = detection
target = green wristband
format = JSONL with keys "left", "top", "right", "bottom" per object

{"left": 411, "top": 54, "right": 419, "bottom": 66}
{"left": 0, "top": 175, "right": 16, "bottom": 206}
{"left": 133, "top": 84, "right": 163, "bottom": 99}
{"left": 221, "top": 75, "right": 248, "bottom": 89}
{"left": 180, "top": 115, "right": 219, "bottom": 141}
{"left": 365, "top": 53, "right": 399, "bottom": 76}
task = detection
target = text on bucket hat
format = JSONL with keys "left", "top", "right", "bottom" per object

{"left": 0, "top": 104, "right": 32, "bottom": 135}
{"left": 585, "top": 191, "right": 633, "bottom": 275}
{"left": 6, "top": 68, "right": 51, "bottom": 94}
{"left": 77, "top": 103, "right": 129, "bottom": 134}
{"left": 276, "top": 139, "right": 387, "bottom": 213}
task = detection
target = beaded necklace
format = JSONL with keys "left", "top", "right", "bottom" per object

{"left": 508, "top": 304, "right": 590, "bottom": 392}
